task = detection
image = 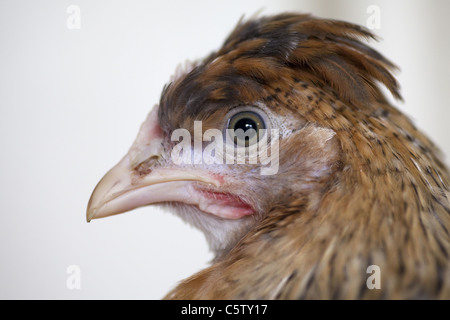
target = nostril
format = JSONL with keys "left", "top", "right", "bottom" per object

{"left": 135, "top": 155, "right": 160, "bottom": 176}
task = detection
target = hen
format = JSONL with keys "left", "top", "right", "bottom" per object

{"left": 87, "top": 13, "right": 450, "bottom": 299}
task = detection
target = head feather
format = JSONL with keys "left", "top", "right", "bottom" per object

{"left": 159, "top": 13, "right": 402, "bottom": 132}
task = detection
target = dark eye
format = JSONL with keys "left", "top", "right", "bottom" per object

{"left": 227, "top": 111, "right": 266, "bottom": 147}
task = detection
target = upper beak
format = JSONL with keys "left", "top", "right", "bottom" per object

{"left": 86, "top": 106, "right": 219, "bottom": 222}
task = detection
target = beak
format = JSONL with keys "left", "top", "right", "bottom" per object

{"left": 86, "top": 105, "right": 219, "bottom": 222}
{"left": 86, "top": 156, "right": 220, "bottom": 222}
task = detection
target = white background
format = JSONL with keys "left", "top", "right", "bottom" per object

{"left": 0, "top": 0, "right": 449, "bottom": 299}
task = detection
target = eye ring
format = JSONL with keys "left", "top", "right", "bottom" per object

{"left": 225, "top": 106, "right": 269, "bottom": 147}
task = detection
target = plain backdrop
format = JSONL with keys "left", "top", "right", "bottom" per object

{"left": 0, "top": 0, "right": 449, "bottom": 299}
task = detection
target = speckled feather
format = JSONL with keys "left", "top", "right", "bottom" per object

{"left": 159, "top": 13, "right": 450, "bottom": 299}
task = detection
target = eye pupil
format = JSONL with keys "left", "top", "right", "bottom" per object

{"left": 234, "top": 118, "right": 258, "bottom": 145}
{"left": 227, "top": 110, "right": 266, "bottom": 147}
{"left": 234, "top": 118, "right": 257, "bottom": 133}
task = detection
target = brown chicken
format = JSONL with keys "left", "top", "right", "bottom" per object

{"left": 87, "top": 13, "right": 450, "bottom": 299}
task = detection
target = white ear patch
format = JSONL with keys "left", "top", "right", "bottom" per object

{"left": 305, "top": 126, "right": 337, "bottom": 148}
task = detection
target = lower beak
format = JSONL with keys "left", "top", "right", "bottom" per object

{"left": 86, "top": 155, "right": 219, "bottom": 222}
